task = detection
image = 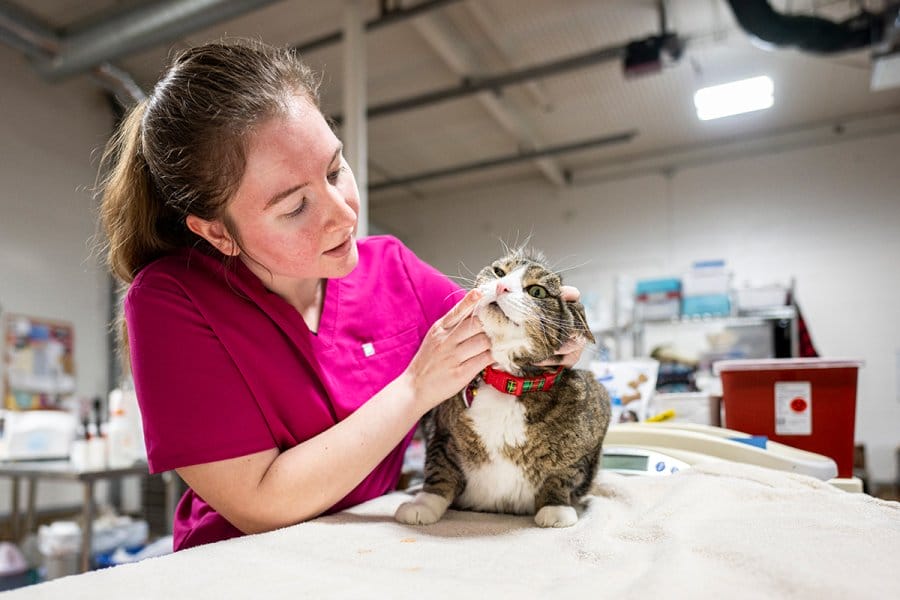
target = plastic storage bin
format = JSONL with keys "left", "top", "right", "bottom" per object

{"left": 714, "top": 358, "right": 863, "bottom": 478}
{"left": 635, "top": 278, "right": 681, "bottom": 321}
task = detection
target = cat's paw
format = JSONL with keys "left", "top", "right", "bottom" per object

{"left": 394, "top": 492, "right": 450, "bottom": 525}
{"left": 534, "top": 505, "right": 578, "bottom": 528}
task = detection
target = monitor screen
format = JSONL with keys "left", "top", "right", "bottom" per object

{"left": 604, "top": 453, "right": 649, "bottom": 471}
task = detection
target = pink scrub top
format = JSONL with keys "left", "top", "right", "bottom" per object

{"left": 124, "top": 236, "right": 460, "bottom": 550}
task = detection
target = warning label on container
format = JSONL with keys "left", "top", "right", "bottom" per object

{"left": 775, "top": 381, "right": 812, "bottom": 435}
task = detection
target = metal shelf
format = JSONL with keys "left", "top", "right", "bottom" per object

{"left": 630, "top": 305, "right": 798, "bottom": 358}
{"left": 593, "top": 306, "right": 798, "bottom": 360}
{"left": 634, "top": 306, "right": 796, "bottom": 328}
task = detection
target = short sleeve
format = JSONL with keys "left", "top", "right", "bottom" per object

{"left": 125, "top": 273, "right": 276, "bottom": 473}
{"left": 395, "top": 241, "right": 464, "bottom": 327}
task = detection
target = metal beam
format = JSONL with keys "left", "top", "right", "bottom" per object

{"left": 464, "top": 2, "right": 553, "bottom": 112}
{"left": 370, "top": 130, "right": 637, "bottom": 192}
{"left": 343, "top": 0, "right": 368, "bottom": 237}
{"left": 333, "top": 42, "right": 626, "bottom": 123}
{"left": 293, "top": 0, "right": 463, "bottom": 54}
{"left": 412, "top": 13, "right": 568, "bottom": 186}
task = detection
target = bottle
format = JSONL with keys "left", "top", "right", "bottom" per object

{"left": 86, "top": 396, "right": 108, "bottom": 469}
{"left": 87, "top": 422, "right": 107, "bottom": 470}
{"left": 70, "top": 423, "right": 90, "bottom": 471}
{"left": 106, "top": 389, "right": 136, "bottom": 468}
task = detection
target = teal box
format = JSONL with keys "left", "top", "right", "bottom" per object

{"left": 635, "top": 278, "right": 681, "bottom": 296}
{"left": 681, "top": 294, "right": 731, "bottom": 317}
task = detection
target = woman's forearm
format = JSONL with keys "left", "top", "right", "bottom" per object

{"left": 235, "top": 371, "right": 426, "bottom": 533}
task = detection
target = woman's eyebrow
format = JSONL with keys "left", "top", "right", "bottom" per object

{"left": 263, "top": 143, "right": 343, "bottom": 210}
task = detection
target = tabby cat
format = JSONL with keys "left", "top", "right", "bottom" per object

{"left": 395, "top": 249, "right": 611, "bottom": 528}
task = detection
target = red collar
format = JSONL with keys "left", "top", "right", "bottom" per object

{"left": 482, "top": 365, "right": 564, "bottom": 396}
{"left": 461, "top": 366, "right": 565, "bottom": 408}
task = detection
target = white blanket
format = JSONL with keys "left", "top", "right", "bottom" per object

{"left": 10, "top": 462, "right": 900, "bottom": 599}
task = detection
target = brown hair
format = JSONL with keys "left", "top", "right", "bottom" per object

{"left": 98, "top": 39, "right": 321, "bottom": 284}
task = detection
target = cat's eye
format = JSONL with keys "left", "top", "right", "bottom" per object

{"left": 526, "top": 285, "right": 548, "bottom": 299}
{"left": 493, "top": 266, "right": 505, "bottom": 277}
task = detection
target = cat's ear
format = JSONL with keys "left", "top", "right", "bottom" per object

{"left": 566, "top": 300, "right": 596, "bottom": 345}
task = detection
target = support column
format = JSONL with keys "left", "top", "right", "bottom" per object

{"left": 343, "top": 0, "right": 368, "bottom": 237}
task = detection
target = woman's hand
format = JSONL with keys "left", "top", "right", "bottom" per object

{"left": 536, "top": 284, "right": 588, "bottom": 368}
{"left": 406, "top": 289, "right": 493, "bottom": 411}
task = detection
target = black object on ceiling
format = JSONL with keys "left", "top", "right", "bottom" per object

{"left": 726, "top": 0, "right": 889, "bottom": 53}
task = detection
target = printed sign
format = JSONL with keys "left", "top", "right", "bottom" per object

{"left": 775, "top": 381, "right": 812, "bottom": 435}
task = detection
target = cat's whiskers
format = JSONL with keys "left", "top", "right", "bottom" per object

{"left": 441, "top": 288, "right": 468, "bottom": 304}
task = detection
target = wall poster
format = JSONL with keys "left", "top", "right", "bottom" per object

{"left": 3, "top": 314, "right": 76, "bottom": 410}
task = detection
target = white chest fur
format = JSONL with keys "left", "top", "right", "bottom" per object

{"left": 456, "top": 382, "right": 536, "bottom": 514}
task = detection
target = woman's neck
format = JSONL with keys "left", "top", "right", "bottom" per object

{"left": 241, "top": 258, "right": 325, "bottom": 332}
{"left": 284, "top": 278, "right": 325, "bottom": 333}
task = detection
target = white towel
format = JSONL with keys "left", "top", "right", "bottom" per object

{"left": 11, "top": 462, "right": 900, "bottom": 599}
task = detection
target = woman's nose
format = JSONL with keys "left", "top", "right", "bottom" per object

{"left": 324, "top": 186, "right": 358, "bottom": 232}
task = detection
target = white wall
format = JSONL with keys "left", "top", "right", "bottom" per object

{"left": 0, "top": 46, "right": 115, "bottom": 511}
{"left": 372, "top": 129, "right": 900, "bottom": 483}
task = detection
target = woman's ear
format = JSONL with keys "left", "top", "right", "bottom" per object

{"left": 185, "top": 214, "right": 240, "bottom": 256}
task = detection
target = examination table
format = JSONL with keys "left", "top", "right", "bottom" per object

{"left": 7, "top": 461, "right": 899, "bottom": 599}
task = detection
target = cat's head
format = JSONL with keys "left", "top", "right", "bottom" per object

{"left": 473, "top": 249, "right": 594, "bottom": 374}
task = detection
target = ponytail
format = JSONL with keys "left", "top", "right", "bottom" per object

{"left": 98, "top": 100, "right": 181, "bottom": 284}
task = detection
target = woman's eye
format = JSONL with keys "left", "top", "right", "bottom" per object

{"left": 284, "top": 202, "right": 305, "bottom": 218}
{"left": 526, "top": 285, "right": 547, "bottom": 299}
{"left": 493, "top": 266, "right": 505, "bottom": 277}
{"left": 327, "top": 167, "right": 342, "bottom": 184}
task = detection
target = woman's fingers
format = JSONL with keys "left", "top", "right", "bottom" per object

{"left": 559, "top": 285, "right": 580, "bottom": 302}
{"left": 534, "top": 335, "right": 587, "bottom": 367}
{"left": 441, "top": 289, "right": 482, "bottom": 329}
{"left": 460, "top": 348, "right": 494, "bottom": 376}
{"left": 455, "top": 332, "right": 492, "bottom": 363}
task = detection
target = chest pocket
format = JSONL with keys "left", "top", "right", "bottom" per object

{"left": 350, "top": 325, "right": 421, "bottom": 403}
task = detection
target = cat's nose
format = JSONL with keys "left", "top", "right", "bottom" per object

{"left": 496, "top": 282, "right": 510, "bottom": 296}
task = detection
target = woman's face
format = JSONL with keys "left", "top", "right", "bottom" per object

{"left": 227, "top": 94, "right": 360, "bottom": 288}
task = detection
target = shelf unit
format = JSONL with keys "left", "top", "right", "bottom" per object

{"left": 631, "top": 306, "right": 798, "bottom": 357}
{"left": 594, "top": 306, "right": 798, "bottom": 360}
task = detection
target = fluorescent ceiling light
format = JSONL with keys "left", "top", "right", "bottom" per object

{"left": 872, "top": 52, "right": 900, "bottom": 91}
{"left": 694, "top": 75, "right": 774, "bottom": 121}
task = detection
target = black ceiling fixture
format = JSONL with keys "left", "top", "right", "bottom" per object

{"left": 622, "top": 0, "right": 684, "bottom": 78}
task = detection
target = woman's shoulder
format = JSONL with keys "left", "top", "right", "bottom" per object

{"left": 128, "top": 248, "right": 231, "bottom": 300}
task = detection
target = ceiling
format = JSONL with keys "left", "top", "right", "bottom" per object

{"left": 8, "top": 0, "right": 900, "bottom": 202}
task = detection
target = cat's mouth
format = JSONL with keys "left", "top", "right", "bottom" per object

{"left": 485, "top": 300, "right": 518, "bottom": 325}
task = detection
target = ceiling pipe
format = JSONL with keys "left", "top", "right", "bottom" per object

{"left": 35, "top": 0, "right": 284, "bottom": 81}
{"left": 369, "top": 130, "right": 637, "bottom": 192}
{"left": 0, "top": 0, "right": 58, "bottom": 55}
{"left": 332, "top": 41, "right": 626, "bottom": 124}
{"left": 725, "top": 0, "right": 886, "bottom": 53}
{"left": 294, "top": 0, "right": 463, "bottom": 54}
{"left": 0, "top": 1, "right": 146, "bottom": 104}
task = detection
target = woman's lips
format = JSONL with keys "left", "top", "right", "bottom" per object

{"left": 324, "top": 236, "right": 354, "bottom": 257}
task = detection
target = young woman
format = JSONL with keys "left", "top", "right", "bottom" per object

{"left": 98, "top": 40, "right": 582, "bottom": 550}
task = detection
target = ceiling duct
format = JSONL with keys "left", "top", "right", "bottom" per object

{"left": 871, "top": 3, "right": 900, "bottom": 90}
{"left": 725, "top": 0, "right": 887, "bottom": 53}
{"left": 0, "top": 0, "right": 146, "bottom": 103}
{"left": 34, "top": 0, "right": 283, "bottom": 81}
